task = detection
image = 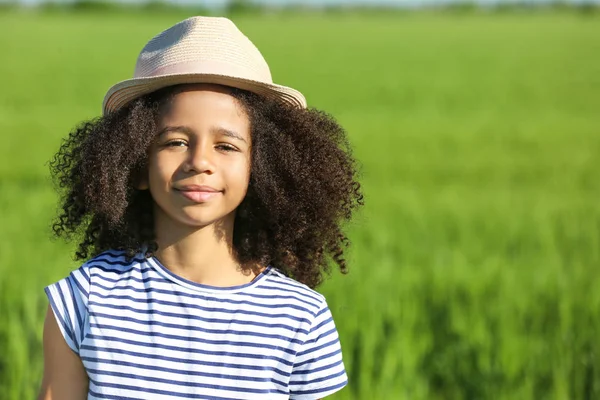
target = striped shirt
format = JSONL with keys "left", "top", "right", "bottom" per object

{"left": 45, "top": 250, "right": 348, "bottom": 399}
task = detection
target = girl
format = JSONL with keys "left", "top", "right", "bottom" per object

{"left": 39, "top": 16, "right": 363, "bottom": 400}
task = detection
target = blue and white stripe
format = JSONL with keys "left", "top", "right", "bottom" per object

{"left": 45, "top": 250, "right": 348, "bottom": 399}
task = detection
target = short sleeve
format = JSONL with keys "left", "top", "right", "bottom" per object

{"left": 44, "top": 264, "right": 91, "bottom": 355}
{"left": 289, "top": 301, "right": 348, "bottom": 399}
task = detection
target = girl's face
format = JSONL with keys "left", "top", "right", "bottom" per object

{"left": 144, "top": 84, "right": 251, "bottom": 229}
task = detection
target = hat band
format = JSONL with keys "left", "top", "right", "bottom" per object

{"left": 134, "top": 60, "right": 272, "bottom": 83}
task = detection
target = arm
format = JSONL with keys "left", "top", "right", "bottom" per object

{"left": 288, "top": 300, "right": 348, "bottom": 399}
{"left": 38, "top": 304, "right": 89, "bottom": 400}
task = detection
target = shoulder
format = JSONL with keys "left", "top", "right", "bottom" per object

{"left": 72, "top": 249, "right": 146, "bottom": 291}
{"left": 261, "top": 267, "right": 328, "bottom": 316}
{"left": 80, "top": 249, "right": 145, "bottom": 274}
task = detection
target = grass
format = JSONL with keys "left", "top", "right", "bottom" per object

{"left": 0, "top": 8, "right": 599, "bottom": 399}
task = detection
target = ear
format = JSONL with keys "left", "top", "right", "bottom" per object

{"left": 137, "top": 178, "right": 149, "bottom": 191}
{"left": 134, "top": 168, "right": 149, "bottom": 190}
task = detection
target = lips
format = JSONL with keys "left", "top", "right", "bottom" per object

{"left": 175, "top": 185, "right": 222, "bottom": 203}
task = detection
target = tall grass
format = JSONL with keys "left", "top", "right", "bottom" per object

{"left": 0, "top": 9, "right": 598, "bottom": 399}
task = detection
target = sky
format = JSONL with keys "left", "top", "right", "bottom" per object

{"left": 11, "top": 0, "right": 600, "bottom": 7}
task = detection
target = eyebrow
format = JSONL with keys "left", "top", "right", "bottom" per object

{"left": 157, "top": 125, "right": 247, "bottom": 143}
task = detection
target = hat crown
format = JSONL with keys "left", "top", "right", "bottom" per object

{"left": 134, "top": 16, "right": 273, "bottom": 83}
{"left": 103, "top": 15, "right": 307, "bottom": 115}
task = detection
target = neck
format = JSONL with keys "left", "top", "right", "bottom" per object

{"left": 152, "top": 206, "right": 260, "bottom": 287}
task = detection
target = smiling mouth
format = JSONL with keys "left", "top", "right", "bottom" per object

{"left": 176, "top": 189, "right": 222, "bottom": 203}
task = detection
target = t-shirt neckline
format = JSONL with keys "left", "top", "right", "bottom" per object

{"left": 145, "top": 255, "right": 272, "bottom": 294}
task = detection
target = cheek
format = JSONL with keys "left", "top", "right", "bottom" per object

{"left": 225, "top": 159, "right": 251, "bottom": 193}
{"left": 149, "top": 154, "right": 179, "bottom": 185}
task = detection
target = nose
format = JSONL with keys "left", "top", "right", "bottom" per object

{"left": 183, "top": 141, "right": 215, "bottom": 174}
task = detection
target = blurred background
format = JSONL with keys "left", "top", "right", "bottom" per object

{"left": 0, "top": 0, "right": 599, "bottom": 398}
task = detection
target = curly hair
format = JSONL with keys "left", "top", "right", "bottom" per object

{"left": 49, "top": 85, "right": 364, "bottom": 289}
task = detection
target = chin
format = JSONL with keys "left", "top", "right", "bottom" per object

{"left": 176, "top": 209, "right": 237, "bottom": 228}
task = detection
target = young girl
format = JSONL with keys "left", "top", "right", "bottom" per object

{"left": 39, "top": 16, "right": 363, "bottom": 400}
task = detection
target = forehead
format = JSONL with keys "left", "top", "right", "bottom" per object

{"left": 159, "top": 83, "right": 249, "bottom": 133}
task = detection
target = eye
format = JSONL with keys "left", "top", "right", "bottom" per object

{"left": 216, "top": 144, "right": 238, "bottom": 152}
{"left": 165, "top": 140, "right": 188, "bottom": 147}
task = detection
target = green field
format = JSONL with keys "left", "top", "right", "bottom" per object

{"left": 1, "top": 8, "right": 599, "bottom": 399}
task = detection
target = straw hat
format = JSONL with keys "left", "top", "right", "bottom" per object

{"left": 102, "top": 16, "right": 307, "bottom": 115}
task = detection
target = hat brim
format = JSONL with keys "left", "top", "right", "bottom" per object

{"left": 102, "top": 72, "right": 307, "bottom": 116}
